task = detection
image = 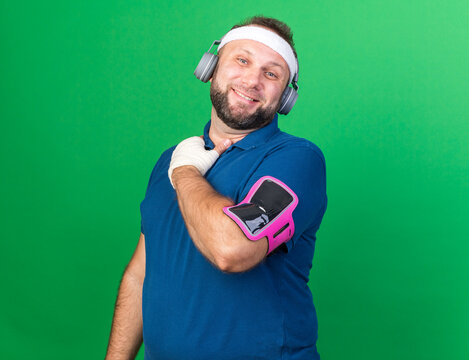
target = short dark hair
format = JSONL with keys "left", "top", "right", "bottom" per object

{"left": 231, "top": 16, "right": 297, "bottom": 59}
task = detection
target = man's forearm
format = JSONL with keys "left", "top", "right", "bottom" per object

{"left": 105, "top": 271, "right": 143, "bottom": 360}
{"left": 172, "top": 166, "right": 267, "bottom": 272}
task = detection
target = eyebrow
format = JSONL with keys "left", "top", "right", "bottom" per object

{"left": 238, "top": 48, "right": 285, "bottom": 69}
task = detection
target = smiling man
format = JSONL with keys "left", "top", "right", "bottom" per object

{"left": 210, "top": 39, "right": 287, "bottom": 130}
{"left": 106, "top": 16, "right": 327, "bottom": 360}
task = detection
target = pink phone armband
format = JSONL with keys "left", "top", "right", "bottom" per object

{"left": 223, "top": 176, "right": 298, "bottom": 254}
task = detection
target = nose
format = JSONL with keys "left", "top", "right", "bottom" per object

{"left": 241, "top": 66, "right": 262, "bottom": 90}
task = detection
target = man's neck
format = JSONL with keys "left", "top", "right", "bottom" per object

{"left": 208, "top": 107, "right": 257, "bottom": 145}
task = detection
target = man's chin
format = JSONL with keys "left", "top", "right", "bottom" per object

{"left": 221, "top": 111, "right": 275, "bottom": 131}
{"left": 228, "top": 105, "right": 259, "bottom": 119}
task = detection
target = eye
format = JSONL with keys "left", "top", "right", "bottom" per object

{"left": 265, "top": 71, "right": 278, "bottom": 79}
{"left": 237, "top": 58, "right": 248, "bottom": 65}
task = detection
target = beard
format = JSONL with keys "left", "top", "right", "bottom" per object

{"left": 210, "top": 77, "right": 279, "bottom": 131}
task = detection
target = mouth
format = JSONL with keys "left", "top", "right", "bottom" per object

{"left": 232, "top": 88, "right": 260, "bottom": 103}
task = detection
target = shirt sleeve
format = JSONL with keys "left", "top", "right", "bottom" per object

{"left": 140, "top": 165, "right": 157, "bottom": 235}
{"left": 239, "top": 143, "right": 327, "bottom": 252}
{"left": 140, "top": 147, "right": 175, "bottom": 235}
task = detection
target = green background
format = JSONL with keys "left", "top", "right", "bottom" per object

{"left": 1, "top": 1, "right": 468, "bottom": 359}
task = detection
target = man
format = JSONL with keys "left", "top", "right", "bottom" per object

{"left": 106, "top": 16, "right": 327, "bottom": 360}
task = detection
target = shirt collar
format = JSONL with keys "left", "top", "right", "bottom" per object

{"left": 203, "top": 114, "right": 280, "bottom": 150}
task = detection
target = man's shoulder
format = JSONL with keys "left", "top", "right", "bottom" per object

{"left": 151, "top": 144, "right": 177, "bottom": 165}
{"left": 145, "top": 145, "right": 177, "bottom": 182}
{"left": 269, "top": 130, "right": 326, "bottom": 166}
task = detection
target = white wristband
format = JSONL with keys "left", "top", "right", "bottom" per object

{"left": 168, "top": 136, "right": 220, "bottom": 188}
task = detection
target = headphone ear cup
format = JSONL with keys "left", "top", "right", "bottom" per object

{"left": 277, "top": 86, "right": 298, "bottom": 115}
{"left": 194, "top": 53, "right": 219, "bottom": 83}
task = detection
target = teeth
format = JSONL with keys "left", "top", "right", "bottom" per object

{"left": 234, "top": 89, "right": 255, "bottom": 101}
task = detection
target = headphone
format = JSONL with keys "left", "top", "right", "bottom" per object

{"left": 194, "top": 40, "right": 299, "bottom": 115}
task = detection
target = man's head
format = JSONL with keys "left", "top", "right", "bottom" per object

{"left": 210, "top": 16, "right": 298, "bottom": 131}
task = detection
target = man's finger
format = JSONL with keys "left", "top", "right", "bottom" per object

{"left": 214, "top": 139, "right": 232, "bottom": 155}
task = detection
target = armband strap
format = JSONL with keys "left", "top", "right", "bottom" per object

{"left": 223, "top": 176, "right": 298, "bottom": 255}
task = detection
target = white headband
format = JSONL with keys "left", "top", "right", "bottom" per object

{"left": 218, "top": 26, "right": 298, "bottom": 84}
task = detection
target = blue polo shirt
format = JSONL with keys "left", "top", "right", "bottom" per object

{"left": 140, "top": 115, "right": 327, "bottom": 360}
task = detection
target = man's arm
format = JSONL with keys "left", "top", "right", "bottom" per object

{"left": 172, "top": 166, "right": 268, "bottom": 273}
{"left": 105, "top": 232, "right": 146, "bottom": 360}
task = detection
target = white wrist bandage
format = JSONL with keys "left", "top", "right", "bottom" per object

{"left": 168, "top": 136, "right": 219, "bottom": 188}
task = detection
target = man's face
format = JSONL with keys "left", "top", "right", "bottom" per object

{"left": 210, "top": 37, "right": 290, "bottom": 130}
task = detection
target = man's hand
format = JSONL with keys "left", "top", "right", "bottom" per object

{"left": 168, "top": 136, "right": 231, "bottom": 187}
